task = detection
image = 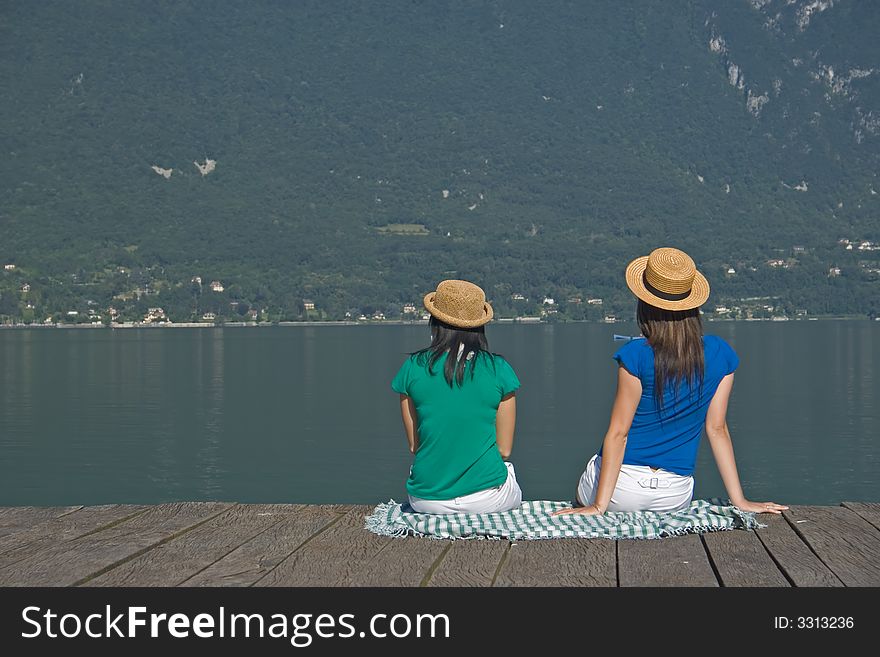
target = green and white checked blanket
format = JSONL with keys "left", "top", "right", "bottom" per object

{"left": 365, "top": 499, "right": 762, "bottom": 540}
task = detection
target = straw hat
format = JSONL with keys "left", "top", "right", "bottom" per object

{"left": 423, "top": 279, "right": 494, "bottom": 328}
{"left": 625, "top": 247, "right": 710, "bottom": 311}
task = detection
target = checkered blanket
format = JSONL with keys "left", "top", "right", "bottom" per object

{"left": 365, "top": 499, "right": 762, "bottom": 540}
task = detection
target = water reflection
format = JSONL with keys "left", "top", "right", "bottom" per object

{"left": 0, "top": 321, "right": 877, "bottom": 505}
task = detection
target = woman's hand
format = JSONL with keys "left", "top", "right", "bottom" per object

{"left": 733, "top": 500, "right": 789, "bottom": 514}
{"left": 552, "top": 504, "right": 603, "bottom": 517}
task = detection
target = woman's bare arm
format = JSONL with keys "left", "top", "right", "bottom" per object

{"left": 705, "top": 374, "right": 787, "bottom": 514}
{"left": 554, "top": 365, "right": 641, "bottom": 516}
{"left": 495, "top": 393, "right": 516, "bottom": 459}
{"left": 399, "top": 394, "right": 419, "bottom": 454}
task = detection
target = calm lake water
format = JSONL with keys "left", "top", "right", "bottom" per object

{"left": 0, "top": 322, "right": 878, "bottom": 506}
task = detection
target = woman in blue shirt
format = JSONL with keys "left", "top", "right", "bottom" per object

{"left": 556, "top": 247, "right": 788, "bottom": 516}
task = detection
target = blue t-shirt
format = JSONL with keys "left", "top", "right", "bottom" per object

{"left": 602, "top": 334, "right": 739, "bottom": 476}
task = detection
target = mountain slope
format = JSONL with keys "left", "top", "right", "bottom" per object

{"left": 0, "top": 0, "right": 877, "bottom": 322}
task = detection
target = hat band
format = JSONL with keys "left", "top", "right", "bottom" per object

{"left": 643, "top": 272, "right": 691, "bottom": 302}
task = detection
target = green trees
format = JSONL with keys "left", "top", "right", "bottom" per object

{"left": 0, "top": 2, "right": 877, "bottom": 322}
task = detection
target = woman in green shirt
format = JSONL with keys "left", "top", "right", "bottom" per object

{"left": 392, "top": 279, "right": 523, "bottom": 514}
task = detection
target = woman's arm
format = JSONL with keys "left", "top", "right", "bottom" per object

{"left": 705, "top": 374, "right": 788, "bottom": 514}
{"left": 399, "top": 394, "right": 419, "bottom": 454}
{"left": 554, "top": 365, "right": 641, "bottom": 516}
{"left": 495, "top": 393, "right": 516, "bottom": 459}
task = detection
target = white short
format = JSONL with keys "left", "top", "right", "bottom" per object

{"left": 576, "top": 454, "right": 694, "bottom": 513}
{"left": 408, "top": 461, "right": 523, "bottom": 514}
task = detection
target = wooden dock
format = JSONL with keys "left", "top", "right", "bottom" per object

{"left": 0, "top": 502, "right": 878, "bottom": 586}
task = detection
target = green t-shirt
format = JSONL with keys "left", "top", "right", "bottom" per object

{"left": 391, "top": 350, "right": 521, "bottom": 500}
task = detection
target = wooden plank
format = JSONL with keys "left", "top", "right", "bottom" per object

{"left": 784, "top": 505, "right": 880, "bottom": 586}
{"left": 0, "top": 507, "right": 79, "bottom": 521}
{"left": 181, "top": 506, "right": 344, "bottom": 587}
{"left": 0, "top": 506, "right": 83, "bottom": 537}
{"left": 494, "top": 539, "right": 616, "bottom": 587}
{"left": 0, "top": 505, "right": 148, "bottom": 567}
{"left": 312, "top": 504, "right": 359, "bottom": 513}
{"left": 702, "top": 530, "right": 790, "bottom": 586}
{"left": 0, "top": 502, "right": 232, "bottom": 586}
{"left": 255, "top": 506, "right": 447, "bottom": 586}
{"left": 254, "top": 506, "right": 386, "bottom": 586}
{"left": 841, "top": 502, "right": 880, "bottom": 533}
{"left": 0, "top": 502, "right": 874, "bottom": 588}
{"left": 618, "top": 535, "right": 718, "bottom": 587}
{"left": 426, "top": 540, "right": 509, "bottom": 587}
{"left": 85, "top": 504, "right": 309, "bottom": 586}
{"left": 754, "top": 514, "right": 843, "bottom": 587}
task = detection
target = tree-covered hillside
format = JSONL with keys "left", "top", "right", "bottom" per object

{"left": 1, "top": 1, "right": 878, "bottom": 324}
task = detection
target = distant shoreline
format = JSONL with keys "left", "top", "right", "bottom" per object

{"left": 0, "top": 316, "right": 876, "bottom": 330}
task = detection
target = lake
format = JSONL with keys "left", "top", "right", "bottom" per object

{"left": 0, "top": 321, "right": 877, "bottom": 506}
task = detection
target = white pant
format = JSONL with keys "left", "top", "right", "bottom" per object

{"left": 576, "top": 454, "right": 694, "bottom": 513}
{"left": 408, "top": 461, "right": 523, "bottom": 514}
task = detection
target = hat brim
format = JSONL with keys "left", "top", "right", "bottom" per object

{"left": 625, "top": 256, "right": 710, "bottom": 311}
{"left": 423, "top": 292, "right": 493, "bottom": 328}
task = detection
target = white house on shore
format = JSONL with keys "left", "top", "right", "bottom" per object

{"left": 143, "top": 307, "right": 168, "bottom": 323}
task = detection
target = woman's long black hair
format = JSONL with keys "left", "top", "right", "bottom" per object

{"left": 414, "top": 316, "right": 491, "bottom": 386}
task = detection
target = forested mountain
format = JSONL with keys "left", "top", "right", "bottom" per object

{"left": 1, "top": 1, "right": 878, "bottom": 323}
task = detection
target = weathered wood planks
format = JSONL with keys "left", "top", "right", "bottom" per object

{"left": 618, "top": 534, "right": 717, "bottom": 586}
{"left": 0, "top": 506, "right": 83, "bottom": 537}
{"left": 702, "top": 529, "right": 790, "bottom": 586}
{"left": 841, "top": 502, "right": 880, "bottom": 533}
{"left": 754, "top": 514, "right": 843, "bottom": 587}
{"left": 494, "top": 539, "right": 616, "bottom": 587}
{"left": 181, "top": 506, "right": 344, "bottom": 587}
{"left": 254, "top": 506, "right": 448, "bottom": 586}
{"left": 784, "top": 505, "right": 880, "bottom": 586}
{"left": 0, "top": 502, "right": 877, "bottom": 587}
{"left": 86, "top": 504, "right": 308, "bottom": 586}
{"left": 426, "top": 540, "right": 509, "bottom": 587}
{"left": 0, "top": 502, "right": 231, "bottom": 586}
{"left": 0, "top": 504, "right": 148, "bottom": 569}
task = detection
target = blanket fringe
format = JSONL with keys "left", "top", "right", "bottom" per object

{"left": 363, "top": 500, "right": 411, "bottom": 538}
